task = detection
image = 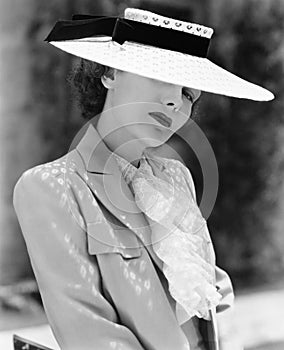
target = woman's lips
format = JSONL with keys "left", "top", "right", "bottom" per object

{"left": 148, "top": 112, "right": 172, "bottom": 128}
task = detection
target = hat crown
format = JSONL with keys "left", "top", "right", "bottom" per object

{"left": 124, "top": 8, "right": 214, "bottom": 39}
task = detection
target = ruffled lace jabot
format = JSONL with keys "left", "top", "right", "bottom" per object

{"left": 113, "top": 151, "right": 222, "bottom": 324}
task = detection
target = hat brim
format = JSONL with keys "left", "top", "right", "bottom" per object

{"left": 50, "top": 38, "right": 274, "bottom": 101}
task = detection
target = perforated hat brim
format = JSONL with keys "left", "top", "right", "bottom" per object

{"left": 50, "top": 38, "right": 274, "bottom": 101}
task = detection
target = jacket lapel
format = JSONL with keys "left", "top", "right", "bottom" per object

{"left": 74, "top": 123, "right": 163, "bottom": 270}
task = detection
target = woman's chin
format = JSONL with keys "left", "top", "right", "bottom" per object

{"left": 153, "top": 127, "right": 173, "bottom": 143}
{"left": 144, "top": 134, "right": 172, "bottom": 148}
{"left": 134, "top": 125, "right": 173, "bottom": 148}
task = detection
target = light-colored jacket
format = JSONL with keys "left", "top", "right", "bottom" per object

{"left": 13, "top": 123, "right": 242, "bottom": 350}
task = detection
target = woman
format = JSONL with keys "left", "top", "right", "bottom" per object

{"left": 13, "top": 8, "right": 273, "bottom": 350}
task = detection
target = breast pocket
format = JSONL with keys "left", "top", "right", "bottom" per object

{"left": 87, "top": 221, "right": 142, "bottom": 259}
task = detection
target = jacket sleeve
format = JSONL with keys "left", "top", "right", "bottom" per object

{"left": 13, "top": 167, "right": 145, "bottom": 350}
{"left": 215, "top": 266, "right": 244, "bottom": 350}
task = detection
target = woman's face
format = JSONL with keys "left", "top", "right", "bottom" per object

{"left": 99, "top": 69, "right": 201, "bottom": 153}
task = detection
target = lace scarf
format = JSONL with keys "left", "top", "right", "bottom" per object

{"left": 113, "top": 151, "right": 222, "bottom": 324}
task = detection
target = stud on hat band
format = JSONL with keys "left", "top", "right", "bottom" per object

{"left": 45, "top": 16, "right": 211, "bottom": 58}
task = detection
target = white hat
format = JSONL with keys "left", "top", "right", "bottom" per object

{"left": 45, "top": 8, "right": 274, "bottom": 101}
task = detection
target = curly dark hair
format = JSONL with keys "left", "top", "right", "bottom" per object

{"left": 67, "top": 59, "right": 114, "bottom": 120}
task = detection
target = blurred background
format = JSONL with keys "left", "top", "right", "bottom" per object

{"left": 1, "top": 0, "right": 284, "bottom": 349}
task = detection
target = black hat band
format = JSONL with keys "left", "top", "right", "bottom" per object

{"left": 45, "top": 15, "right": 210, "bottom": 58}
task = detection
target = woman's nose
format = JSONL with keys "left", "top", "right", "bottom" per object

{"left": 161, "top": 86, "right": 183, "bottom": 111}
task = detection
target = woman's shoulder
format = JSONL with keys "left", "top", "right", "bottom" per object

{"left": 18, "top": 151, "right": 76, "bottom": 180}
{"left": 13, "top": 150, "right": 86, "bottom": 211}
{"left": 14, "top": 148, "right": 86, "bottom": 191}
{"left": 13, "top": 149, "right": 89, "bottom": 232}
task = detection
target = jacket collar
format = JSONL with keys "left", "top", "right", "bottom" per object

{"left": 74, "top": 123, "right": 163, "bottom": 268}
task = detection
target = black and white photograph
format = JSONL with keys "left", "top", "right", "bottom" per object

{"left": 1, "top": 1, "right": 284, "bottom": 349}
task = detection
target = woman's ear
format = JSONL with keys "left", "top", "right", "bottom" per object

{"left": 101, "top": 68, "right": 117, "bottom": 89}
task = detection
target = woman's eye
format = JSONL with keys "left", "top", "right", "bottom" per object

{"left": 182, "top": 89, "right": 194, "bottom": 103}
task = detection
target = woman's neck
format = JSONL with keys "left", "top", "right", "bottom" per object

{"left": 95, "top": 108, "right": 143, "bottom": 167}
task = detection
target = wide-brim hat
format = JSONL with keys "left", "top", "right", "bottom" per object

{"left": 45, "top": 8, "right": 274, "bottom": 101}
